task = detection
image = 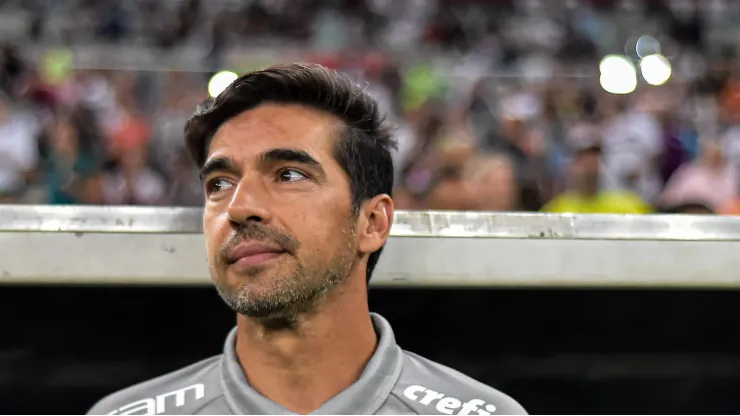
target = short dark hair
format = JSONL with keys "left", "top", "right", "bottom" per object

{"left": 185, "top": 63, "right": 397, "bottom": 282}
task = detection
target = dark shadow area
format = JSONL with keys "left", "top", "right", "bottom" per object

{"left": 2, "top": 286, "right": 740, "bottom": 414}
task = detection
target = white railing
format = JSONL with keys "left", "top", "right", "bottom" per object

{"left": 1, "top": 205, "right": 740, "bottom": 287}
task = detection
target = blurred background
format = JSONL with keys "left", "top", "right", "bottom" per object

{"left": 4, "top": 0, "right": 740, "bottom": 414}
{"left": 2, "top": 0, "right": 740, "bottom": 214}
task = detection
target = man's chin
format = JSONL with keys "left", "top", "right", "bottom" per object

{"left": 238, "top": 302, "right": 300, "bottom": 321}
{"left": 218, "top": 281, "right": 328, "bottom": 321}
{"left": 230, "top": 292, "right": 316, "bottom": 325}
{"left": 226, "top": 264, "right": 268, "bottom": 279}
{"left": 215, "top": 284, "right": 288, "bottom": 316}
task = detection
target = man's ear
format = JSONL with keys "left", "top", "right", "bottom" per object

{"left": 357, "top": 194, "right": 394, "bottom": 255}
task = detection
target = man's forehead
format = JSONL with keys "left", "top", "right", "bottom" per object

{"left": 209, "top": 104, "right": 340, "bottom": 154}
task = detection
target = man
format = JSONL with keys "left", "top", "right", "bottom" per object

{"left": 88, "top": 64, "right": 527, "bottom": 415}
{"left": 658, "top": 139, "right": 737, "bottom": 212}
{"left": 542, "top": 143, "right": 651, "bottom": 214}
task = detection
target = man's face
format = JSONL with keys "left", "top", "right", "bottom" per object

{"left": 202, "top": 104, "right": 358, "bottom": 320}
{"left": 571, "top": 150, "right": 600, "bottom": 192}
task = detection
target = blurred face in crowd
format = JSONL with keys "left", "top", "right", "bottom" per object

{"left": 425, "top": 146, "right": 477, "bottom": 210}
{"left": 472, "top": 155, "right": 518, "bottom": 211}
{"left": 570, "top": 148, "right": 601, "bottom": 195}
{"left": 119, "top": 145, "right": 148, "bottom": 172}
{"left": 425, "top": 171, "right": 476, "bottom": 210}
{"left": 201, "top": 104, "right": 359, "bottom": 320}
{"left": 52, "top": 119, "right": 78, "bottom": 156}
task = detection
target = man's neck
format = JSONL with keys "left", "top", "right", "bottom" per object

{"left": 234, "top": 276, "right": 377, "bottom": 415}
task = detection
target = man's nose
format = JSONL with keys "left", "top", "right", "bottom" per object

{"left": 226, "top": 178, "right": 272, "bottom": 226}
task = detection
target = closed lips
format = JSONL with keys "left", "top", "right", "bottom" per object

{"left": 227, "top": 243, "right": 285, "bottom": 264}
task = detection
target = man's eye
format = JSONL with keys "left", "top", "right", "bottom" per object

{"left": 277, "top": 168, "right": 308, "bottom": 183}
{"left": 206, "top": 178, "right": 234, "bottom": 193}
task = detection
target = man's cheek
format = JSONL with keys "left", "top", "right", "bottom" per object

{"left": 204, "top": 229, "right": 223, "bottom": 265}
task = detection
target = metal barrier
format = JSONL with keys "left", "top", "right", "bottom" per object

{"left": 1, "top": 205, "right": 739, "bottom": 287}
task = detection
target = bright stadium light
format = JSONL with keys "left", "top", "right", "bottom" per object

{"left": 208, "top": 71, "right": 238, "bottom": 98}
{"left": 599, "top": 54, "right": 637, "bottom": 95}
{"left": 640, "top": 54, "right": 672, "bottom": 86}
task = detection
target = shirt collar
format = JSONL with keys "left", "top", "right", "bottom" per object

{"left": 219, "top": 313, "right": 403, "bottom": 415}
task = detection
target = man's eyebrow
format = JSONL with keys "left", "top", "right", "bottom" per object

{"left": 259, "top": 148, "right": 324, "bottom": 173}
{"left": 200, "top": 157, "right": 240, "bottom": 181}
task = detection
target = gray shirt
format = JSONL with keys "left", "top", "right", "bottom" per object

{"left": 88, "top": 314, "right": 526, "bottom": 415}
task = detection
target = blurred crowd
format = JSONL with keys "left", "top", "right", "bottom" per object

{"left": 2, "top": 0, "right": 740, "bottom": 214}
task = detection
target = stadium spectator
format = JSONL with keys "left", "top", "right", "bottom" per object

{"left": 470, "top": 153, "right": 519, "bottom": 211}
{"left": 599, "top": 94, "right": 664, "bottom": 203}
{"left": 0, "top": 94, "right": 39, "bottom": 202}
{"left": 39, "top": 115, "right": 101, "bottom": 204}
{"left": 167, "top": 147, "right": 203, "bottom": 207}
{"left": 99, "top": 145, "right": 166, "bottom": 206}
{"left": 542, "top": 144, "right": 652, "bottom": 214}
{"left": 658, "top": 139, "right": 738, "bottom": 212}
{"left": 423, "top": 144, "right": 479, "bottom": 211}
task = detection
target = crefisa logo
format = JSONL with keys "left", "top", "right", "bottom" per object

{"left": 403, "top": 384, "right": 498, "bottom": 415}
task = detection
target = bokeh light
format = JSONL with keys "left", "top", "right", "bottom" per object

{"left": 640, "top": 54, "right": 672, "bottom": 86}
{"left": 599, "top": 54, "right": 638, "bottom": 95}
{"left": 207, "top": 70, "right": 238, "bottom": 98}
{"left": 635, "top": 35, "right": 661, "bottom": 58}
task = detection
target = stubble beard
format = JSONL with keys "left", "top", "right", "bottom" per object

{"left": 211, "top": 224, "right": 357, "bottom": 327}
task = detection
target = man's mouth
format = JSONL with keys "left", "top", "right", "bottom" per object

{"left": 226, "top": 242, "right": 286, "bottom": 268}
